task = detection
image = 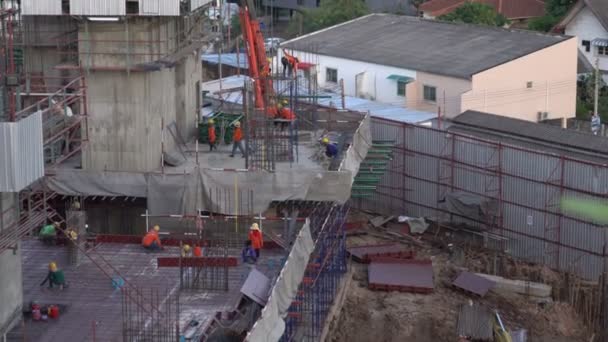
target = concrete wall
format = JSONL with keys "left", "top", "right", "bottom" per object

{"left": 564, "top": 6, "right": 608, "bottom": 82}
{"left": 410, "top": 71, "right": 472, "bottom": 118}
{"left": 174, "top": 52, "right": 201, "bottom": 140}
{"left": 83, "top": 68, "right": 179, "bottom": 172}
{"left": 79, "top": 18, "right": 178, "bottom": 69}
{"left": 0, "top": 192, "right": 22, "bottom": 337}
{"left": 463, "top": 38, "right": 578, "bottom": 124}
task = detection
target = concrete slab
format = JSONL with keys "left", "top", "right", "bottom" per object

{"left": 368, "top": 260, "right": 434, "bottom": 293}
{"left": 240, "top": 268, "right": 271, "bottom": 306}
{"left": 8, "top": 239, "right": 286, "bottom": 342}
{"left": 347, "top": 243, "right": 414, "bottom": 263}
{"left": 452, "top": 271, "right": 495, "bottom": 297}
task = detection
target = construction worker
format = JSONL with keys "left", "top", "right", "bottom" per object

{"left": 193, "top": 244, "right": 202, "bottom": 257}
{"left": 40, "top": 262, "right": 67, "bottom": 290}
{"left": 208, "top": 119, "right": 217, "bottom": 151}
{"left": 321, "top": 137, "right": 338, "bottom": 158}
{"left": 230, "top": 121, "right": 246, "bottom": 158}
{"left": 282, "top": 49, "right": 299, "bottom": 77}
{"left": 142, "top": 225, "right": 163, "bottom": 251}
{"left": 241, "top": 240, "right": 257, "bottom": 264}
{"left": 39, "top": 222, "right": 59, "bottom": 246}
{"left": 181, "top": 244, "right": 192, "bottom": 257}
{"left": 248, "top": 223, "right": 263, "bottom": 258}
{"left": 279, "top": 104, "right": 295, "bottom": 130}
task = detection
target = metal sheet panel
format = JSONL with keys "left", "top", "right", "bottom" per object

{"left": 140, "top": 0, "right": 180, "bottom": 16}
{"left": 191, "top": 0, "right": 214, "bottom": 11}
{"left": 22, "top": 0, "right": 62, "bottom": 15}
{"left": 70, "top": 0, "right": 126, "bottom": 16}
{"left": 0, "top": 112, "right": 44, "bottom": 192}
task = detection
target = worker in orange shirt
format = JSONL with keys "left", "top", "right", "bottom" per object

{"left": 142, "top": 225, "right": 163, "bottom": 251}
{"left": 208, "top": 118, "right": 217, "bottom": 151}
{"left": 248, "top": 223, "right": 263, "bottom": 258}
{"left": 230, "top": 121, "right": 246, "bottom": 158}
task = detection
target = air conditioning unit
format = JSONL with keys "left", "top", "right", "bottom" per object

{"left": 537, "top": 111, "right": 549, "bottom": 122}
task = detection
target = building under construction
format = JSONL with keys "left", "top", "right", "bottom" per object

{"left": 0, "top": 0, "right": 371, "bottom": 340}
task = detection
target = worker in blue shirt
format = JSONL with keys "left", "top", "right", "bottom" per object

{"left": 321, "top": 137, "right": 338, "bottom": 158}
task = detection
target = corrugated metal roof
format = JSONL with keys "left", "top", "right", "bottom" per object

{"left": 70, "top": 0, "right": 126, "bottom": 16}
{"left": 202, "top": 75, "right": 436, "bottom": 124}
{"left": 191, "top": 0, "right": 215, "bottom": 11}
{"left": 450, "top": 110, "right": 608, "bottom": 163}
{"left": 22, "top": 0, "right": 62, "bottom": 15}
{"left": 202, "top": 53, "right": 249, "bottom": 69}
{"left": 282, "top": 14, "right": 571, "bottom": 80}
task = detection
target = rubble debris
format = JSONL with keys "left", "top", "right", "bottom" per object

{"left": 452, "top": 271, "right": 495, "bottom": 297}
{"left": 475, "top": 273, "right": 552, "bottom": 298}
{"left": 346, "top": 243, "right": 415, "bottom": 263}
{"left": 397, "top": 216, "right": 429, "bottom": 234}
{"left": 456, "top": 303, "right": 493, "bottom": 341}
{"left": 368, "top": 259, "right": 434, "bottom": 293}
{"left": 369, "top": 215, "right": 394, "bottom": 228}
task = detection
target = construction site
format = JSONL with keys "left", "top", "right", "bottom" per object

{"left": 0, "top": 0, "right": 607, "bottom": 341}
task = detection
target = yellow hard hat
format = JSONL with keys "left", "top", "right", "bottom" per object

{"left": 234, "top": 121, "right": 241, "bottom": 127}
{"left": 183, "top": 244, "right": 191, "bottom": 251}
{"left": 49, "top": 262, "right": 57, "bottom": 271}
{"left": 208, "top": 119, "right": 215, "bottom": 124}
{"left": 322, "top": 137, "right": 329, "bottom": 144}
{"left": 250, "top": 223, "right": 260, "bottom": 231}
{"left": 282, "top": 99, "right": 289, "bottom": 105}
{"left": 277, "top": 104, "right": 283, "bottom": 109}
{"left": 153, "top": 225, "right": 160, "bottom": 232}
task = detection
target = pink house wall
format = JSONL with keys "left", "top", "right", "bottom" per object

{"left": 462, "top": 38, "right": 577, "bottom": 125}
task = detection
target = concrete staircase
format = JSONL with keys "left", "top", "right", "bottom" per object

{"left": 351, "top": 140, "right": 395, "bottom": 198}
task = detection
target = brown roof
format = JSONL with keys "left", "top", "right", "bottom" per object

{"left": 419, "top": 0, "right": 546, "bottom": 20}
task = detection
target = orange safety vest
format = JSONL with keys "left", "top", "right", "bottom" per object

{"left": 233, "top": 127, "right": 243, "bottom": 142}
{"left": 142, "top": 231, "right": 161, "bottom": 247}
{"left": 280, "top": 108, "right": 295, "bottom": 121}
{"left": 248, "top": 230, "right": 263, "bottom": 249}
{"left": 208, "top": 126, "right": 216, "bottom": 143}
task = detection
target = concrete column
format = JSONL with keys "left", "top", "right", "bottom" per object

{"left": 66, "top": 210, "right": 87, "bottom": 266}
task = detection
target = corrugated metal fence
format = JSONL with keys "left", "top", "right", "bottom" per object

{"left": 0, "top": 112, "right": 44, "bottom": 192}
{"left": 357, "top": 117, "right": 608, "bottom": 281}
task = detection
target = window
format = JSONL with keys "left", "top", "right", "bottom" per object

{"left": 582, "top": 40, "right": 591, "bottom": 52}
{"left": 326, "top": 68, "right": 338, "bottom": 83}
{"left": 397, "top": 80, "right": 407, "bottom": 96}
{"left": 598, "top": 46, "right": 608, "bottom": 56}
{"left": 297, "top": 0, "right": 304, "bottom": 5}
{"left": 423, "top": 85, "right": 436, "bottom": 102}
{"left": 526, "top": 81, "right": 533, "bottom": 88}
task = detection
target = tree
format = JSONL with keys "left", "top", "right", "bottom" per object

{"left": 287, "top": 0, "right": 369, "bottom": 36}
{"left": 576, "top": 71, "right": 608, "bottom": 121}
{"left": 438, "top": 2, "right": 508, "bottom": 27}
{"left": 528, "top": 0, "right": 576, "bottom": 32}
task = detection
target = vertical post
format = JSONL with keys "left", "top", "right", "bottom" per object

{"left": 145, "top": 209, "right": 149, "bottom": 232}
{"left": 595, "top": 58, "right": 600, "bottom": 118}
{"left": 236, "top": 37, "right": 241, "bottom": 77}
{"left": 125, "top": 18, "right": 130, "bottom": 76}
{"left": 340, "top": 79, "right": 345, "bottom": 109}
{"left": 437, "top": 106, "right": 442, "bottom": 130}
{"left": 161, "top": 117, "right": 165, "bottom": 173}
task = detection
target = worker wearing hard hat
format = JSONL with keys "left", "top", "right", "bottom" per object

{"left": 40, "top": 262, "right": 67, "bottom": 290}
{"left": 142, "top": 225, "right": 163, "bottom": 251}
{"left": 248, "top": 223, "right": 263, "bottom": 258}
{"left": 181, "top": 244, "right": 192, "bottom": 257}
{"left": 39, "top": 222, "right": 59, "bottom": 246}
{"left": 321, "top": 137, "right": 338, "bottom": 158}
{"left": 230, "top": 121, "right": 246, "bottom": 158}
{"left": 208, "top": 118, "right": 217, "bottom": 152}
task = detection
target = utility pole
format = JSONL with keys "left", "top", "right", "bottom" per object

{"left": 595, "top": 57, "right": 600, "bottom": 117}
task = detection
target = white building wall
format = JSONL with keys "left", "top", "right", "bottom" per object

{"left": 21, "top": 0, "right": 62, "bottom": 15}
{"left": 565, "top": 6, "right": 608, "bottom": 81}
{"left": 281, "top": 50, "right": 417, "bottom": 106}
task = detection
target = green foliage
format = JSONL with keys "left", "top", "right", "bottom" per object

{"left": 527, "top": 15, "right": 559, "bottom": 32}
{"left": 287, "top": 0, "right": 369, "bottom": 36}
{"left": 528, "top": 0, "right": 576, "bottom": 32}
{"left": 231, "top": 14, "right": 241, "bottom": 38}
{"left": 576, "top": 72, "right": 608, "bottom": 121}
{"left": 438, "top": 2, "right": 508, "bottom": 26}
{"left": 546, "top": 0, "right": 576, "bottom": 17}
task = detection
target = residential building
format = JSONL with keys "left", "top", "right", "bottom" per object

{"left": 280, "top": 13, "right": 577, "bottom": 124}
{"left": 420, "top": 0, "right": 546, "bottom": 23}
{"left": 554, "top": 0, "right": 608, "bottom": 82}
